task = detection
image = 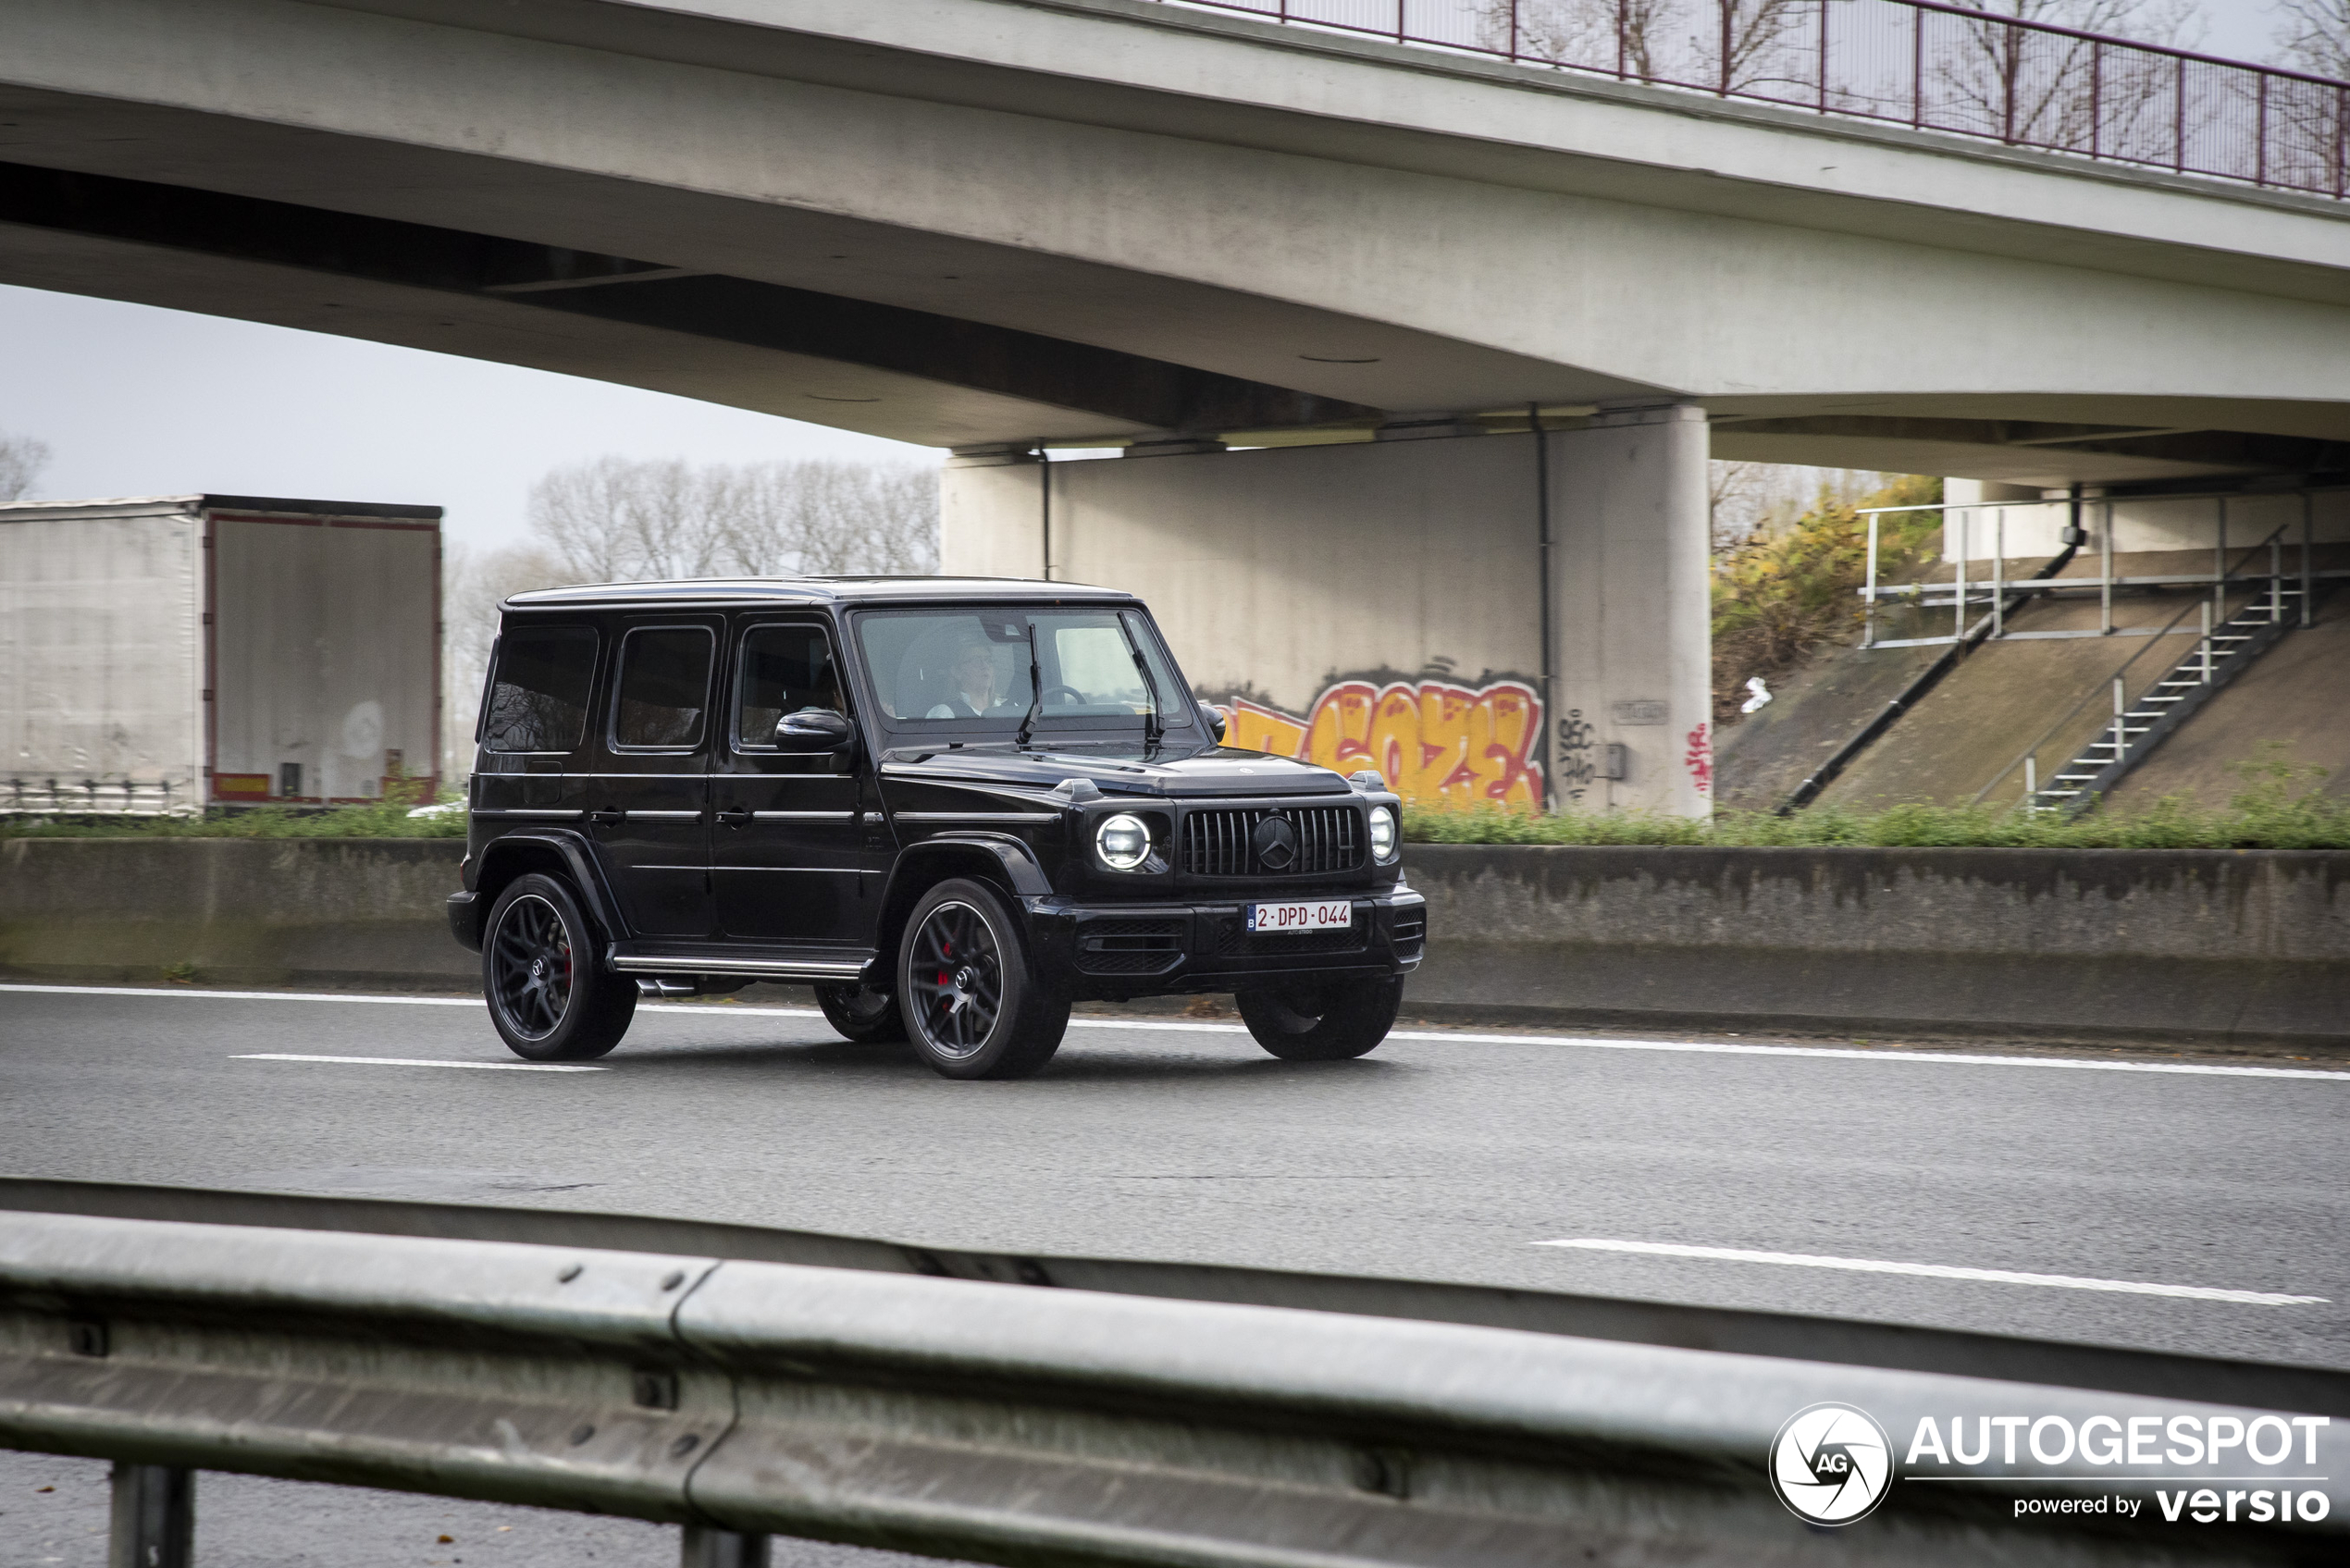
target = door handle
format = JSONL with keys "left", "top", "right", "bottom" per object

{"left": 588, "top": 808, "right": 625, "bottom": 827}
{"left": 716, "top": 807, "right": 753, "bottom": 828}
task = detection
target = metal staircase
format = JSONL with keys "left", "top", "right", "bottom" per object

{"left": 1984, "top": 526, "right": 2320, "bottom": 814}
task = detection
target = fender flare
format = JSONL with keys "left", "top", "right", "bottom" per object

{"left": 873, "top": 833, "right": 1058, "bottom": 975}
{"left": 470, "top": 830, "right": 630, "bottom": 948}
{"left": 890, "top": 832, "right": 1055, "bottom": 899}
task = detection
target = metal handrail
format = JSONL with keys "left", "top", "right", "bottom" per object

{"left": 1156, "top": 0, "right": 2350, "bottom": 199}
{"left": 1970, "top": 523, "right": 2288, "bottom": 807}
{"left": 3, "top": 1204, "right": 2342, "bottom": 1566}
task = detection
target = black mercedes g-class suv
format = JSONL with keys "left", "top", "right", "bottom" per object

{"left": 446, "top": 578, "right": 1425, "bottom": 1079}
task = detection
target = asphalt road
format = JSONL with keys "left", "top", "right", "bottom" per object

{"left": 4, "top": 982, "right": 2346, "bottom": 1564}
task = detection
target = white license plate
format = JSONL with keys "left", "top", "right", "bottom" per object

{"left": 1246, "top": 899, "right": 1354, "bottom": 934}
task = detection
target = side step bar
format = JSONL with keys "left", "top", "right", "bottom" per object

{"left": 608, "top": 947, "right": 871, "bottom": 982}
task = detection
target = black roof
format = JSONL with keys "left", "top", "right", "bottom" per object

{"left": 504, "top": 575, "right": 1141, "bottom": 609}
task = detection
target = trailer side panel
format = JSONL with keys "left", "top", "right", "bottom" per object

{"left": 211, "top": 511, "right": 440, "bottom": 804}
{"left": 0, "top": 507, "right": 202, "bottom": 814}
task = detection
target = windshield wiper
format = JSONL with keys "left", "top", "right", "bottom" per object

{"left": 1117, "top": 613, "right": 1164, "bottom": 752}
{"left": 1013, "top": 618, "right": 1045, "bottom": 749}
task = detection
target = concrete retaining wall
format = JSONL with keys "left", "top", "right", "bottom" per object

{"left": 1405, "top": 844, "right": 2349, "bottom": 1045}
{"left": 4, "top": 839, "right": 2343, "bottom": 1045}
{"left": 0, "top": 838, "right": 471, "bottom": 991}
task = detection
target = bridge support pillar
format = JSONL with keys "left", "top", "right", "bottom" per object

{"left": 1543, "top": 403, "right": 1714, "bottom": 815}
{"left": 943, "top": 407, "right": 1712, "bottom": 815}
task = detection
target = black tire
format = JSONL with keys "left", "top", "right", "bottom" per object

{"left": 897, "top": 878, "right": 1069, "bottom": 1080}
{"left": 815, "top": 982, "right": 906, "bottom": 1044}
{"left": 1236, "top": 977, "right": 1402, "bottom": 1061}
{"left": 481, "top": 872, "right": 637, "bottom": 1061}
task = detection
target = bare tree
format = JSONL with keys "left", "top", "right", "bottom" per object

{"left": 1933, "top": 1, "right": 2203, "bottom": 155}
{"left": 526, "top": 456, "right": 939, "bottom": 585}
{"left": 1482, "top": 0, "right": 1674, "bottom": 76}
{"left": 440, "top": 541, "right": 571, "bottom": 783}
{"left": 1478, "top": 0, "right": 1812, "bottom": 91}
{"left": 0, "top": 430, "right": 52, "bottom": 502}
{"left": 2267, "top": 1, "right": 2350, "bottom": 191}
{"left": 2277, "top": 0, "right": 2350, "bottom": 77}
{"left": 1710, "top": 462, "right": 1889, "bottom": 551}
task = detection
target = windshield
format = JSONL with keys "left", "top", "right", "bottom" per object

{"left": 855, "top": 606, "right": 1192, "bottom": 738}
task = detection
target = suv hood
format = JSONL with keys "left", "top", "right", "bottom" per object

{"left": 880, "top": 740, "right": 1354, "bottom": 798}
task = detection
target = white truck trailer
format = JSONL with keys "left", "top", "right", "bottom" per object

{"left": 0, "top": 494, "right": 441, "bottom": 815}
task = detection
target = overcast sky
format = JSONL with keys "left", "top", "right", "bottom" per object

{"left": 0, "top": 286, "right": 934, "bottom": 551}
{"left": 0, "top": 0, "right": 2307, "bottom": 550}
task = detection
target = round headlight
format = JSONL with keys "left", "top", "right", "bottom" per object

{"left": 1369, "top": 805, "right": 1399, "bottom": 863}
{"left": 1094, "top": 813, "right": 1152, "bottom": 871}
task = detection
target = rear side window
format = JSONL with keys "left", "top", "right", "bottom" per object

{"left": 736, "top": 624, "right": 845, "bottom": 749}
{"left": 612, "top": 627, "right": 714, "bottom": 749}
{"left": 482, "top": 626, "right": 597, "bottom": 753}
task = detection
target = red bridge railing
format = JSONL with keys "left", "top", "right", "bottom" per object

{"left": 1156, "top": 0, "right": 2350, "bottom": 199}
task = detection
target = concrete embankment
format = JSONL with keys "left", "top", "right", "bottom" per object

{"left": 3, "top": 838, "right": 2343, "bottom": 1047}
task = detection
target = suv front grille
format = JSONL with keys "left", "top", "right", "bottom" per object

{"left": 1180, "top": 806, "right": 1362, "bottom": 878}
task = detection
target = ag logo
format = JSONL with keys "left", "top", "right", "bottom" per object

{"left": 1770, "top": 1402, "right": 1893, "bottom": 1525}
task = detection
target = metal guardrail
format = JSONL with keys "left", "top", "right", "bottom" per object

{"left": 2, "top": 1183, "right": 2343, "bottom": 1565}
{"left": 2, "top": 776, "right": 199, "bottom": 817}
{"left": 1156, "top": 0, "right": 2350, "bottom": 198}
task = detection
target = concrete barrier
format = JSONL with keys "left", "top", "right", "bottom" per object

{"left": 0, "top": 837, "right": 471, "bottom": 991}
{"left": 1404, "top": 844, "right": 2350, "bottom": 1047}
{"left": 4, "top": 838, "right": 2344, "bottom": 1046}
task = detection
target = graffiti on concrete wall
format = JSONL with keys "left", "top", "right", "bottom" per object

{"left": 1222, "top": 678, "right": 1545, "bottom": 809}
{"left": 1684, "top": 722, "right": 1713, "bottom": 795}
{"left": 1553, "top": 707, "right": 1597, "bottom": 802}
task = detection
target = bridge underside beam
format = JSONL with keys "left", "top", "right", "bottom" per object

{"left": 0, "top": 162, "right": 1377, "bottom": 448}
{"left": 1711, "top": 415, "right": 2350, "bottom": 490}
{"left": 1, "top": 0, "right": 2346, "bottom": 480}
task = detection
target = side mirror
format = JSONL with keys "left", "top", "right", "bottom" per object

{"left": 773, "top": 708, "right": 854, "bottom": 753}
{"left": 1198, "top": 702, "right": 1227, "bottom": 743}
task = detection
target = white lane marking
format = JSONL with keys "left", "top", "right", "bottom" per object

{"left": 7, "top": 984, "right": 482, "bottom": 1006}
{"left": 232, "top": 1054, "right": 605, "bottom": 1073}
{"left": 1533, "top": 1239, "right": 2330, "bottom": 1306}
{"left": 8, "top": 985, "right": 2344, "bottom": 1081}
{"left": 1387, "top": 1031, "right": 2350, "bottom": 1080}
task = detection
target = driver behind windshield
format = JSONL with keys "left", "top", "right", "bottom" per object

{"left": 926, "top": 637, "right": 1012, "bottom": 719}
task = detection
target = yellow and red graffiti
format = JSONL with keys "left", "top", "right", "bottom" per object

{"left": 1223, "top": 679, "right": 1544, "bottom": 809}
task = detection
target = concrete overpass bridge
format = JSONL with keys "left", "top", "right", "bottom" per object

{"left": 6, "top": 0, "right": 2347, "bottom": 809}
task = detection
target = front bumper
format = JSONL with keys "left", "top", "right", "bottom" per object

{"left": 1024, "top": 885, "right": 1426, "bottom": 997}
{"left": 446, "top": 891, "right": 483, "bottom": 953}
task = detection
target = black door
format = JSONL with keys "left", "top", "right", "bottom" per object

{"left": 588, "top": 620, "right": 717, "bottom": 938}
{"left": 711, "top": 619, "right": 875, "bottom": 945}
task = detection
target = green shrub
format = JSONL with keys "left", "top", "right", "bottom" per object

{"left": 1405, "top": 751, "right": 2348, "bottom": 850}
{"left": 1, "top": 796, "right": 468, "bottom": 841}
{"left": 1711, "top": 474, "right": 1944, "bottom": 723}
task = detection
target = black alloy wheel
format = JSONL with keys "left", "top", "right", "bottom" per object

{"left": 814, "top": 982, "right": 906, "bottom": 1044}
{"left": 1235, "top": 976, "right": 1403, "bottom": 1061}
{"left": 897, "top": 878, "right": 1069, "bottom": 1080}
{"left": 482, "top": 872, "right": 636, "bottom": 1061}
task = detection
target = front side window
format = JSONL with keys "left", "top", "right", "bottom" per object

{"left": 612, "top": 626, "right": 714, "bottom": 749}
{"left": 482, "top": 624, "right": 597, "bottom": 753}
{"left": 736, "top": 623, "right": 845, "bottom": 748}
{"left": 854, "top": 607, "right": 1194, "bottom": 735}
